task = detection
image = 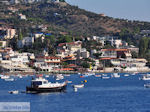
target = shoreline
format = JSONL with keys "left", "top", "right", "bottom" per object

{"left": 1, "top": 71, "right": 150, "bottom": 76}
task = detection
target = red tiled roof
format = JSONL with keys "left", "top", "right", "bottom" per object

{"left": 101, "top": 49, "right": 129, "bottom": 52}
{"left": 62, "top": 58, "right": 76, "bottom": 61}
{"left": 66, "top": 64, "right": 77, "bottom": 67}
{"left": 54, "top": 68, "right": 74, "bottom": 71}
{"left": 58, "top": 41, "right": 82, "bottom": 47}
{"left": 37, "top": 56, "right": 61, "bottom": 59}
{"left": 46, "top": 62, "right": 61, "bottom": 63}
{"left": 100, "top": 57, "right": 117, "bottom": 60}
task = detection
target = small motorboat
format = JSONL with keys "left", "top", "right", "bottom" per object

{"left": 144, "top": 83, "right": 150, "bottom": 88}
{"left": 73, "top": 84, "right": 84, "bottom": 88}
{"left": 0, "top": 75, "right": 10, "bottom": 79}
{"left": 45, "top": 75, "right": 49, "bottom": 78}
{"left": 9, "top": 90, "right": 19, "bottom": 94}
{"left": 64, "top": 74, "right": 70, "bottom": 77}
{"left": 55, "top": 74, "right": 64, "bottom": 80}
{"left": 101, "top": 76, "right": 110, "bottom": 79}
{"left": 112, "top": 73, "right": 120, "bottom": 78}
{"left": 140, "top": 75, "right": 150, "bottom": 80}
{"left": 124, "top": 74, "right": 129, "bottom": 77}
{"left": 95, "top": 75, "right": 101, "bottom": 77}
{"left": 4, "top": 78, "right": 14, "bottom": 81}
{"left": 67, "top": 81, "right": 72, "bottom": 83}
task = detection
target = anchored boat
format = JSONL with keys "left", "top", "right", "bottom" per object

{"left": 26, "top": 76, "right": 67, "bottom": 93}
{"left": 73, "top": 84, "right": 84, "bottom": 88}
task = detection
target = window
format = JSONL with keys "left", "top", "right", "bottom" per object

{"left": 43, "top": 81, "right": 47, "bottom": 84}
{"left": 32, "top": 81, "right": 42, "bottom": 86}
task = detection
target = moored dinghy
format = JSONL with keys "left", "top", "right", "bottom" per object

{"left": 4, "top": 78, "right": 14, "bottom": 81}
{"left": 112, "top": 73, "right": 120, "bottom": 78}
{"left": 0, "top": 75, "right": 10, "bottom": 79}
{"left": 9, "top": 90, "right": 19, "bottom": 94}
{"left": 140, "top": 75, "right": 150, "bottom": 80}
{"left": 144, "top": 83, "right": 150, "bottom": 88}
{"left": 73, "top": 84, "right": 84, "bottom": 88}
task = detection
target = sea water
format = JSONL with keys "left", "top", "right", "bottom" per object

{"left": 0, "top": 73, "right": 150, "bottom": 112}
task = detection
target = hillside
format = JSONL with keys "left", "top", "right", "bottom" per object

{"left": 0, "top": 2, "right": 150, "bottom": 37}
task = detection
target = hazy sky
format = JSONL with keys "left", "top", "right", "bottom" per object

{"left": 66, "top": 0, "right": 150, "bottom": 22}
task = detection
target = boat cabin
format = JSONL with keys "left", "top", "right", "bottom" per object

{"left": 31, "top": 77, "right": 49, "bottom": 87}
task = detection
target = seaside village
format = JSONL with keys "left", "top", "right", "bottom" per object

{"left": 0, "top": 27, "right": 150, "bottom": 74}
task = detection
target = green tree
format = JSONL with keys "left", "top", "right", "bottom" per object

{"left": 81, "top": 62, "right": 90, "bottom": 68}
{"left": 131, "top": 51, "right": 138, "bottom": 58}
{"left": 139, "top": 37, "right": 149, "bottom": 57}
{"left": 18, "top": 29, "right": 23, "bottom": 40}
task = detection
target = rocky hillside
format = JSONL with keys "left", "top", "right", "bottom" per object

{"left": 0, "top": 2, "right": 150, "bottom": 37}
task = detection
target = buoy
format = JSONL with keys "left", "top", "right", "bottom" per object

{"left": 84, "top": 80, "right": 87, "bottom": 83}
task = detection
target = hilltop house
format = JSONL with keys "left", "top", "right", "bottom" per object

{"left": 0, "top": 28, "right": 16, "bottom": 39}
{"left": 57, "top": 41, "right": 82, "bottom": 57}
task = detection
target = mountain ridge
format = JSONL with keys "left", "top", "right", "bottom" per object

{"left": 0, "top": 2, "right": 150, "bottom": 37}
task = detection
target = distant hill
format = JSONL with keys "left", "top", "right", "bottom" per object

{"left": 0, "top": 2, "right": 150, "bottom": 37}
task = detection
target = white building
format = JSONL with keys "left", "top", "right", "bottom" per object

{"left": 34, "top": 56, "right": 61, "bottom": 72}
{"left": 4, "top": 28, "right": 16, "bottom": 39}
{"left": 77, "top": 48, "right": 90, "bottom": 59}
{"left": 0, "top": 41, "right": 7, "bottom": 48}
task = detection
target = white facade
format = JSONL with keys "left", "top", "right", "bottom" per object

{"left": 4, "top": 29, "right": 16, "bottom": 39}
{"left": 0, "top": 41, "right": 7, "bottom": 48}
{"left": 77, "top": 48, "right": 90, "bottom": 59}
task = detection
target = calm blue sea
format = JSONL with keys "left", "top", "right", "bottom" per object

{"left": 0, "top": 73, "right": 150, "bottom": 112}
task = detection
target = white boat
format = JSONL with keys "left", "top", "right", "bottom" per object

{"left": 0, "top": 75, "right": 10, "bottom": 79}
{"left": 112, "top": 73, "right": 120, "bottom": 78}
{"left": 124, "top": 74, "right": 129, "bottom": 77}
{"left": 19, "top": 75, "right": 23, "bottom": 78}
{"left": 67, "top": 81, "right": 72, "bottom": 83}
{"left": 102, "top": 74, "right": 108, "bottom": 76}
{"left": 26, "top": 76, "right": 67, "bottom": 93}
{"left": 141, "top": 75, "right": 150, "bottom": 80}
{"left": 95, "top": 75, "right": 101, "bottom": 77}
{"left": 45, "top": 75, "right": 49, "bottom": 78}
{"left": 144, "top": 83, "right": 150, "bottom": 88}
{"left": 4, "top": 78, "right": 14, "bottom": 81}
{"left": 64, "top": 74, "right": 70, "bottom": 77}
{"left": 102, "top": 76, "right": 110, "bottom": 79}
{"left": 55, "top": 74, "right": 64, "bottom": 80}
{"left": 82, "top": 72, "right": 95, "bottom": 77}
{"left": 73, "top": 84, "right": 84, "bottom": 88}
{"left": 131, "top": 72, "right": 138, "bottom": 75}
{"left": 9, "top": 90, "right": 19, "bottom": 94}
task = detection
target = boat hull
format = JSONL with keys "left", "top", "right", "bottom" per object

{"left": 26, "top": 85, "right": 67, "bottom": 93}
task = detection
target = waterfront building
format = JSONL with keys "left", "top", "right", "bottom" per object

{"left": 100, "top": 49, "right": 132, "bottom": 59}
{"left": 0, "top": 41, "right": 7, "bottom": 48}
{"left": 77, "top": 48, "right": 90, "bottom": 59}
{"left": 34, "top": 56, "right": 61, "bottom": 72}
